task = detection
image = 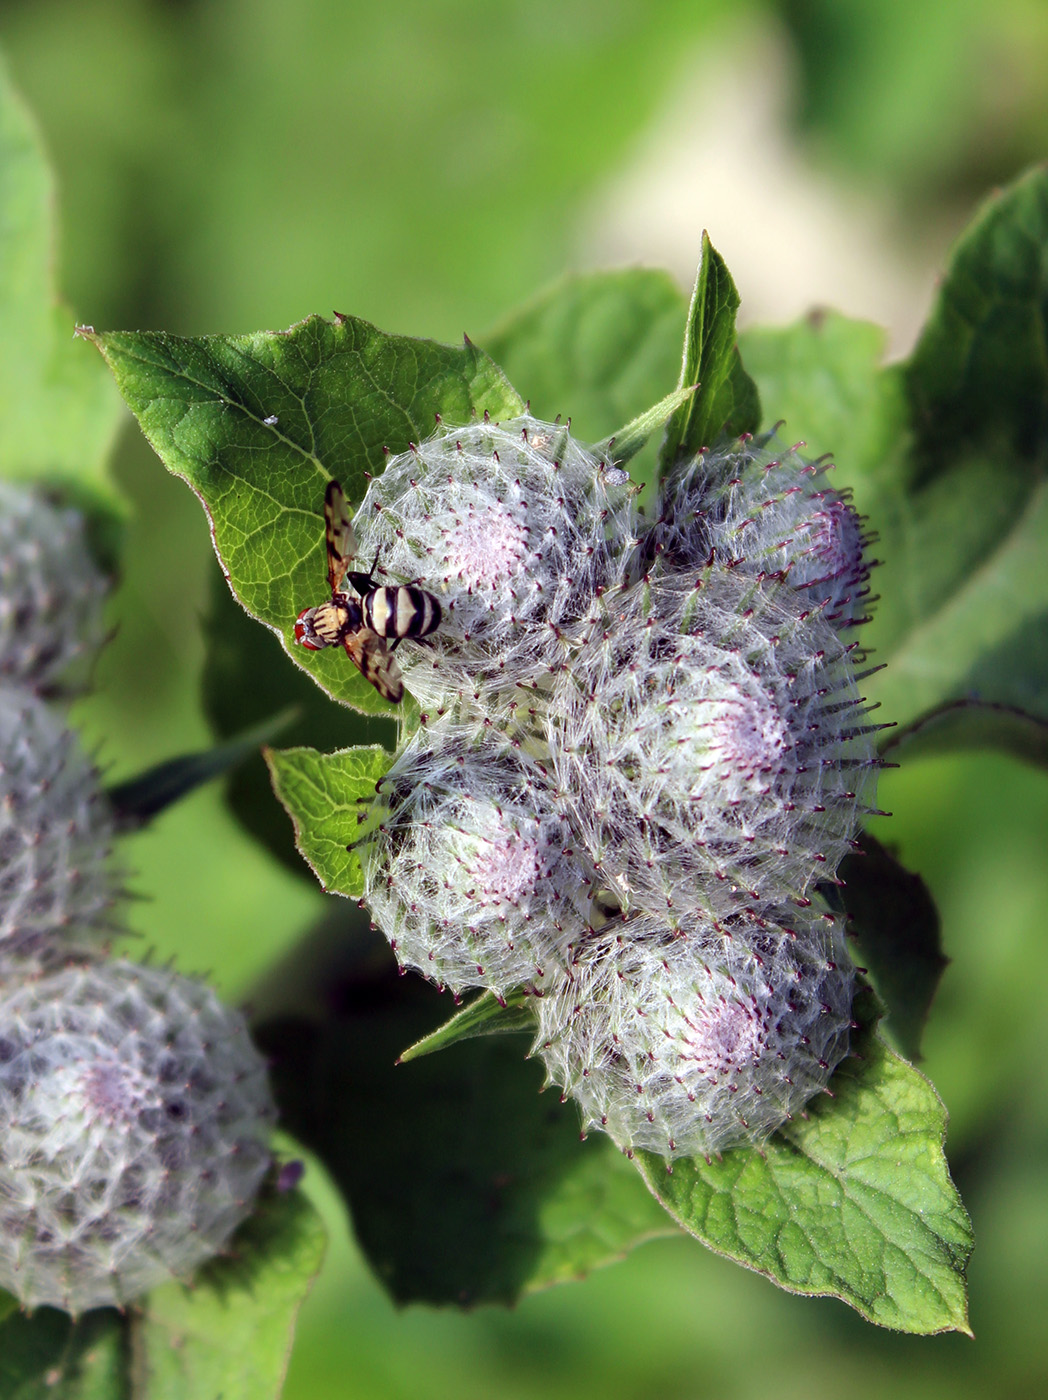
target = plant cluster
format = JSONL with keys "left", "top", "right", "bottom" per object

{"left": 355, "top": 418, "right": 880, "bottom": 1158}
{"left": 0, "top": 485, "right": 275, "bottom": 1313}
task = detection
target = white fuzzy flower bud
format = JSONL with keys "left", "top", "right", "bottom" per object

{"left": 0, "top": 959, "right": 275, "bottom": 1312}
{"left": 344, "top": 415, "right": 881, "bottom": 1159}
{"left": 657, "top": 436, "right": 873, "bottom": 627}
{"left": 350, "top": 415, "right": 639, "bottom": 710}
{"left": 0, "top": 688, "right": 121, "bottom": 969}
{"left": 534, "top": 905, "right": 854, "bottom": 1158}
{"left": 362, "top": 722, "right": 600, "bottom": 996}
{"left": 546, "top": 564, "right": 879, "bottom": 917}
{"left": 0, "top": 482, "right": 109, "bottom": 690}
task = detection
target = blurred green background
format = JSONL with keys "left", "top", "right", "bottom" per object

{"left": 2, "top": 0, "right": 1046, "bottom": 1394}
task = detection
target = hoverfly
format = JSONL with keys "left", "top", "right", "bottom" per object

{"left": 294, "top": 481, "right": 405, "bottom": 704}
{"left": 344, "top": 554, "right": 442, "bottom": 651}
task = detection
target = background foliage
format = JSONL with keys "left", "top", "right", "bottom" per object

{"left": 1, "top": 0, "right": 1046, "bottom": 1394}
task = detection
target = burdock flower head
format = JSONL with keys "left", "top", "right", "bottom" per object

{"left": 353, "top": 415, "right": 880, "bottom": 1159}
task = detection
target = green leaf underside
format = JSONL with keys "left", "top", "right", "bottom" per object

{"left": 398, "top": 987, "right": 534, "bottom": 1062}
{"left": 90, "top": 315, "right": 523, "bottom": 713}
{"left": 128, "top": 1190, "right": 325, "bottom": 1400}
{"left": 254, "top": 924, "right": 676, "bottom": 1307}
{"left": 660, "top": 232, "right": 760, "bottom": 470}
{"left": 0, "top": 60, "right": 123, "bottom": 534}
{"left": 265, "top": 744, "right": 393, "bottom": 897}
{"left": 0, "top": 1307, "right": 124, "bottom": 1400}
{"left": 106, "top": 708, "right": 298, "bottom": 830}
{"left": 738, "top": 177, "right": 1048, "bottom": 735}
{"left": 906, "top": 163, "right": 1048, "bottom": 470}
{"left": 832, "top": 838, "right": 947, "bottom": 1061}
{"left": 636, "top": 993, "right": 971, "bottom": 1335}
{"left": 876, "top": 169, "right": 1048, "bottom": 728}
{"left": 883, "top": 698, "right": 1048, "bottom": 768}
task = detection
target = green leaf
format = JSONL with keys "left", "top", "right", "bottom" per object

{"left": 868, "top": 472, "right": 1048, "bottom": 727}
{"left": 596, "top": 384, "right": 698, "bottom": 468}
{"left": 737, "top": 309, "right": 909, "bottom": 510}
{"left": 398, "top": 987, "right": 535, "bottom": 1063}
{"left": 481, "top": 268, "right": 687, "bottom": 482}
{"left": 883, "top": 698, "right": 1048, "bottom": 769}
{"left": 635, "top": 992, "right": 972, "bottom": 1335}
{"left": 858, "top": 168, "right": 1048, "bottom": 731}
{"left": 829, "top": 837, "right": 948, "bottom": 1061}
{"left": 0, "top": 1308, "right": 124, "bottom": 1400}
{"left": 660, "top": 232, "right": 760, "bottom": 470}
{"left": 203, "top": 569, "right": 395, "bottom": 878}
{"left": 0, "top": 59, "right": 123, "bottom": 538}
{"left": 252, "top": 908, "right": 677, "bottom": 1306}
{"left": 906, "top": 164, "right": 1048, "bottom": 470}
{"left": 265, "top": 744, "right": 393, "bottom": 897}
{"left": 88, "top": 315, "right": 523, "bottom": 713}
{"left": 739, "top": 298, "right": 1048, "bottom": 735}
{"left": 106, "top": 708, "right": 298, "bottom": 831}
{"left": 128, "top": 1190, "right": 325, "bottom": 1400}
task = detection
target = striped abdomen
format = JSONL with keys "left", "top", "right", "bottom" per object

{"left": 362, "top": 585, "right": 442, "bottom": 641}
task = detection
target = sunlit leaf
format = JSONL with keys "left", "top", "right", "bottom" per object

{"left": 398, "top": 987, "right": 534, "bottom": 1063}
{"left": 660, "top": 232, "right": 760, "bottom": 469}
{"left": 635, "top": 993, "right": 972, "bottom": 1335}
{"left": 89, "top": 314, "right": 523, "bottom": 713}
{"left": 265, "top": 744, "right": 393, "bottom": 897}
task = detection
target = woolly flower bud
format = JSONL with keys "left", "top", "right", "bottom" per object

{"left": 656, "top": 436, "right": 872, "bottom": 627}
{"left": 0, "top": 959, "right": 275, "bottom": 1312}
{"left": 546, "top": 564, "right": 878, "bottom": 917}
{"left": 534, "top": 906, "right": 854, "bottom": 1159}
{"left": 350, "top": 414, "right": 639, "bottom": 709}
{"left": 0, "top": 688, "right": 121, "bottom": 969}
{"left": 362, "top": 723, "right": 599, "bottom": 996}
{"left": 0, "top": 481, "right": 109, "bottom": 689}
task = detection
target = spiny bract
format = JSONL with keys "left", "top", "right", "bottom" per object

{"left": 346, "top": 416, "right": 880, "bottom": 1159}
{"left": 0, "top": 481, "right": 109, "bottom": 691}
{"left": 0, "top": 688, "right": 121, "bottom": 970}
{"left": 0, "top": 959, "right": 276, "bottom": 1312}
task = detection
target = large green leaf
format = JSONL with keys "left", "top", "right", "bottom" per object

{"left": 659, "top": 232, "right": 760, "bottom": 469}
{"left": 0, "top": 1193, "right": 324, "bottom": 1399}
{"left": 906, "top": 164, "right": 1048, "bottom": 470}
{"left": 737, "top": 310, "right": 909, "bottom": 511}
{"left": 0, "top": 1308, "right": 124, "bottom": 1400}
{"left": 739, "top": 201, "right": 1048, "bottom": 739}
{"left": 883, "top": 698, "right": 1048, "bottom": 769}
{"left": 88, "top": 315, "right": 524, "bottom": 712}
{"left": 265, "top": 744, "right": 393, "bottom": 897}
{"left": 0, "top": 57, "right": 124, "bottom": 547}
{"left": 635, "top": 994, "right": 972, "bottom": 1335}
{"left": 251, "top": 907, "right": 676, "bottom": 1306}
{"left": 481, "top": 268, "right": 687, "bottom": 484}
{"left": 128, "top": 1190, "right": 325, "bottom": 1400}
{"left": 830, "top": 838, "right": 948, "bottom": 1061}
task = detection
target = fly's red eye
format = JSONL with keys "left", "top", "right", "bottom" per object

{"left": 294, "top": 610, "right": 320, "bottom": 649}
